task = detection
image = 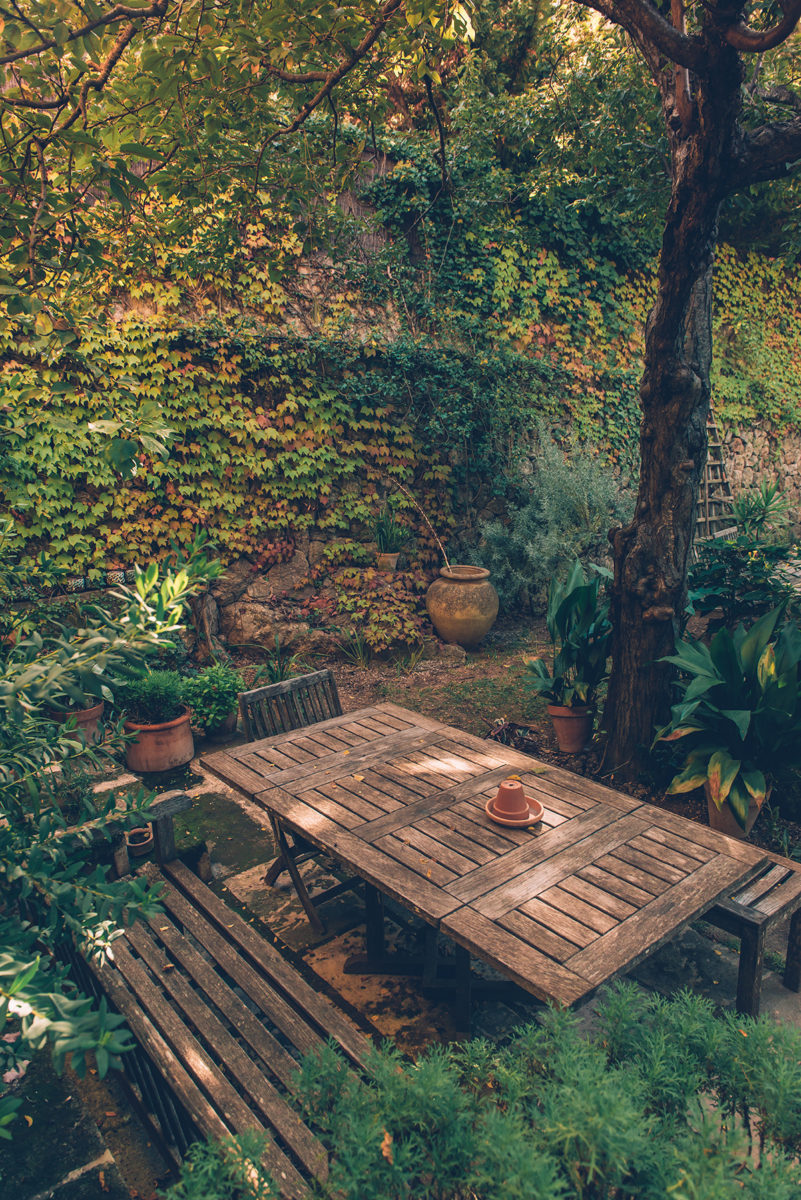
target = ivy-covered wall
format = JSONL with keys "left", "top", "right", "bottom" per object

{"left": 3, "top": 215, "right": 801, "bottom": 578}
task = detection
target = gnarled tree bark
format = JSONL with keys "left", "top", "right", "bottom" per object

{"left": 573, "top": 0, "right": 801, "bottom": 773}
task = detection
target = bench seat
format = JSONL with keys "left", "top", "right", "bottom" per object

{"left": 89, "top": 859, "right": 374, "bottom": 1197}
{"left": 706, "top": 851, "right": 801, "bottom": 1017}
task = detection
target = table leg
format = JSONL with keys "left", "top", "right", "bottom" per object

{"left": 736, "top": 926, "right": 765, "bottom": 1018}
{"left": 366, "top": 883, "right": 386, "bottom": 961}
{"left": 344, "top": 884, "right": 431, "bottom": 976}
{"left": 455, "top": 946, "right": 472, "bottom": 1033}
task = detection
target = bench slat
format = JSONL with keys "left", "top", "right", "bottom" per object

{"left": 95, "top": 955, "right": 231, "bottom": 1145}
{"left": 145, "top": 910, "right": 300, "bottom": 1089}
{"left": 110, "top": 938, "right": 308, "bottom": 1199}
{"left": 163, "top": 861, "right": 373, "bottom": 1069}
{"left": 126, "top": 921, "right": 327, "bottom": 1181}
{"left": 155, "top": 876, "right": 329, "bottom": 1059}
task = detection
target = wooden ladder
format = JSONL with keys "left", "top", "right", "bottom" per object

{"left": 695, "top": 405, "right": 736, "bottom": 543}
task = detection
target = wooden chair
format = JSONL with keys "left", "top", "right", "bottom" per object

{"left": 239, "top": 670, "right": 342, "bottom": 740}
{"left": 239, "top": 671, "right": 356, "bottom": 933}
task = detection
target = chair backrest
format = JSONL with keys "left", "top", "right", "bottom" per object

{"left": 238, "top": 669, "right": 343, "bottom": 741}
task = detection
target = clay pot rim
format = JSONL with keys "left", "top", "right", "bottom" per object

{"left": 49, "top": 697, "right": 105, "bottom": 719}
{"left": 547, "top": 703, "right": 593, "bottom": 717}
{"left": 485, "top": 794, "right": 544, "bottom": 827}
{"left": 124, "top": 705, "right": 191, "bottom": 733}
{"left": 439, "top": 565, "right": 490, "bottom": 582}
{"left": 126, "top": 825, "right": 152, "bottom": 843}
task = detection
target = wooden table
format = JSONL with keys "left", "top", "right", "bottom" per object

{"left": 203, "top": 703, "right": 767, "bottom": 1014}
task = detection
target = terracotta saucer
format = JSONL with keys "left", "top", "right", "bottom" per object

{"left": 484, "top": 795, "right": 544, "bottom": 827}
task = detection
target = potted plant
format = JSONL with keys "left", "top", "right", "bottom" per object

{"left": 119, "top": 669, "right": 194, "bottom": 772}
{"left": 524, "top": 561, "right": 612, "bottom": 752}
{"left": 653, "top": 608, "right": 801, "bottom": 837}
{"left": 184, "top": 662, "right": 245, "bottom": 739}
{"left": 372, "top": 505, "right": 410, "bottom": 572}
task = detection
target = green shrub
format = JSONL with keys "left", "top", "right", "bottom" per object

{"left": 184, "top": 663, "right": 245, "bottom": 734}
{"left": 687, "top": 535, "right": 798, "bottom": 632}
{"left": 118, "top": 670, "right": 186, "bottom": 724}
{"left": 478, "top": 433, "right": 633, "bottom": 614}
{"left": 166, "top": 985, "right": 801, "bottom": 1199}
{"left": 160, "top": 1131, "right": 277, "bottom": 1200}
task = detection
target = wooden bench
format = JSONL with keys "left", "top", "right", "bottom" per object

{"left": 706, "top": 851, "right": 801, "bottom": 1017}
{"left": 82, "top": 792, "right": 374, "bottom": 1197}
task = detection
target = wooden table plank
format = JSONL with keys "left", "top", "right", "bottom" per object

{"left": 252, "top": 789, "right": 463, "bottom": 921}
{"left": 441, "top": 907, "right": 590, "bottom": 1006}
{"left": 357, "top": 766, "right": 512, "bottom": 842}
{"left": 566, "top": 856, "right": 758, "bottom": 986}
{"left": 446, "top": 805, "right": 622, "bottom": 905}
{"left": 472, "top": 812, "right": 650, "bottom": 918}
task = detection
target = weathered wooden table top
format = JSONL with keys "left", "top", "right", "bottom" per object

{"left": 203, "top": 703, "right": 767, "bottom": 1007}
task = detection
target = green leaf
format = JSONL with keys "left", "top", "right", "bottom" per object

{"left": 741, "top": 766, "right": 767, "bottom": 803}
{"left": 667, "top": 759, "right": 709, "bottom": 794}
{"left": 707, "top": 749, "right": 741, "bottom": 807}
{"left": 720, "top": 709, "right": 751, "bottom": 740}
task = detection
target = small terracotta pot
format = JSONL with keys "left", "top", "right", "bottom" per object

{"left": 124, "top": 707, "right": 194, "bottom": 773}
{"left": 425, "top": 565, "right": 499, "bottom": 648}
{"left": 705, "top": 780, "right": 765, "bottom": 840}
{"left": 49, "top": 698, "right": 104, "bottom": 746}
{"left": 547, "top": 705, "right": 593, "bottom": 753}
{"left": 492, "top": 779, "right": 529, "bottom": 819}
{"left": 376, "top": 552, "right": 400, "bottom": 572}
{"left": 126, "top": 826, "right": 154, "bottom": 857}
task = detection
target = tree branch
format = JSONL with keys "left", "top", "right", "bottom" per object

{"left": 572, "top": 0, "right": 703, "bottom": 70}
{"left": 733, "top": 115, "right": 801, "bottom": 186}
{"left": 724, "top": 1, "right": 801, "bottom": 51}
{"left": 0, "top": 2, "right": 168, "bottom": 69}
{"left": 253, "top": 0, "right": 405, "bottom": 188}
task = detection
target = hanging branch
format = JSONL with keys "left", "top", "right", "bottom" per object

{"left": 424, "top": 74, "right": 449, "bottom": 191}
{"left": 392, "top": 481, "right": 451, "bottom": 570}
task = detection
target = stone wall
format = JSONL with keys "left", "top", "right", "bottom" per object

{"left": 721, "top": 421, "right": 801, "bottom": 538}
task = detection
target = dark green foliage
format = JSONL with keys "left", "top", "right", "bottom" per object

{"left": 184, "top": 663, "right": 244, "bottom": 734}
{"left": 0, "top": 536, "right": 214, "bottom": 1145}
{"left": 373, "top": 505, "right": 411, "bottom": 554}
{"left": 525, "top": 560, "right": 612, "bottom": 708}
{"left": 688, "top": 536, "right": 798, "bottom": 633}
{"left": 478, "top": 435, "right": 633, "bottom": 614}
{"left": 731, "top": 479, "right": 791, "bottom": 543}
{"left": 176, "top": 985, "right": 801, "bottom": 1199}
{"left": 119, "top": 670, "right": 186, "bottom": 724}
{"left": 160, "top": 1131, "right": 278, "bottom": 1200}
{"left": 654, "top": 609, "right": 801, "bottom": 827}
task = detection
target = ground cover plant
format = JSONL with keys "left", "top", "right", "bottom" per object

{"left": 162, "top": 985, "right": 801, "bottom": 1199}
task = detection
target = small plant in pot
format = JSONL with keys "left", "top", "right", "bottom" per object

{"left": 118, "top": 669, "right": 194, "bottom": 773}
{"left": 372, "top": 505, "right": 410, "bottom": 572}
{"left": 524, "top": 560, "right": 612, "bottom": 753}
{"left": 653, "top": 607, "right": 801, "bottom": 838}
{"left": 184, "top": 662, "right": 244, "bottom": 738}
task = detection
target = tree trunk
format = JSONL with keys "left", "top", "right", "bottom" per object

{"left": 603, "top": 36, "right": 743, "bottom": 772}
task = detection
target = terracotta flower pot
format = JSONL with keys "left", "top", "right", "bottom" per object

{"left": 376, "top": 552, "right": 400, "bottom": 572}
{"left": 705, "top": 780, "right": 764, "bottom": 840}
{"left": 124, "top": 707, "right": 194, "bottom": 773}
{"left": 126, "top": 826, "right": 154, "bottom": 858}
{"left": 49, "top": 697, "right": 104, "bottom": 746}
{"left": 425, "top": 565, "right": 499, "bottom": 648}
{"left": 547, "top": 704, "right": 593, "bottom": 753}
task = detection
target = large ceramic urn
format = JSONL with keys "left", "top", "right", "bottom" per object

{"left": 425, "top": 565, "right": 499, "bottom": 648}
